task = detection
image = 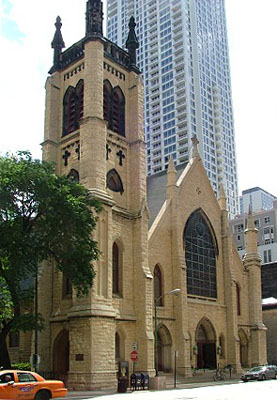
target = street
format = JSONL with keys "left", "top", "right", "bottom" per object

{"left": 64, "top": 380, "right": 277, "bottom": 400}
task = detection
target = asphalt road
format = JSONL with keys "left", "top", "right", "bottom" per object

{"left": 63, "top": 379, "right": 277, "bottom": 400}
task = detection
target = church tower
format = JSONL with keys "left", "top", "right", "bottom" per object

{"left": 40, "top": 0, "right": 153, "bottom": 390}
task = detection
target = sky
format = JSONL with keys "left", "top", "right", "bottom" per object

{"left": 1, "top": 0, "right": 277, "bottom": 197}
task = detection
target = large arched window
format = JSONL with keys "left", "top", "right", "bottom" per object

{"left": 103, "top": 81, "right": 125, "bottom": 136}
{"left": 154, "top": 265, "right": 163, "bottom": 306}
{"left": 63, "top": 80, "right": 84, "bottom": 136}
{"left": 184, "top": 210, "right": 217, "bottom": 298}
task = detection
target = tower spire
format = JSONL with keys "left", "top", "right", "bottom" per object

{"left": 51, "top": 16, "right": 65, "bottom": 71}
{"left": 86, "top": 0, "right": 103, "bottom": 38}
{"left": 126, "top": 16, "right": 139, "bottom": 68}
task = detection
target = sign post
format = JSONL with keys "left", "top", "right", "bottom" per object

{"left": 130, "top": 350, "right": 138, "bottom": 373}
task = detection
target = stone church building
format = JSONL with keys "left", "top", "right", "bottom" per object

{"left": 11, "top": 0, "right": 267, "bottom": 391}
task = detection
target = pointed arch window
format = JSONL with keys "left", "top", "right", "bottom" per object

{"left": 103, "top": 81, "right": 125, "bottom": 136}
{"left": 67, "top": 168, "right": 79, "bottom": 183}
{"left": 107, "top": 169, "right": 124, "bottom": 194}
{"left": 63, "top": 86, "right": 76, "bottom": 135}
{"left": 154, "top": 265, "right": 163, "bottom": 306}
{"left": 184, "top": 210, "right": 218, "bottom": 298}
{"left": 63, "top": 80, "right": 84, "bottom": 136}
{"left": 103, "top": 80, "right": 112, "bottom": 123}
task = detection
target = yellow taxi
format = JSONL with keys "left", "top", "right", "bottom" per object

{"left": 0, "top": 370, "right": 67, "bottom": 400}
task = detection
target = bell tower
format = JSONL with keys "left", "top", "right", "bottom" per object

{"left": 40, "top": 0, "right": 153, "bottom": 390}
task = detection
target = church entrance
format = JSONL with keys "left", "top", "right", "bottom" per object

{"left": 238, "top": 329, "right": 249, "bottom": 368}
{"left": 196, "top": 319, "right": 216, "bottom": 369}
{"left": 157, "top": 325, "right": 172, "bottom": 372}
{"left": 53, "top": 329, "right": 69, "bottom": 384}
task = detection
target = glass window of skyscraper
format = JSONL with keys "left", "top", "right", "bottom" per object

{"left": 106, "top": 0, "right": 239, "bottom": 217}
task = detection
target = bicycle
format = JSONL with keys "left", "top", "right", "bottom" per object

{"left": 213, "top": 368, "right": 226, "bottom": 381}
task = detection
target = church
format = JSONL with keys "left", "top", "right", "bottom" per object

{"left": 13, "top": 0, "right": 267, "bottom": 391}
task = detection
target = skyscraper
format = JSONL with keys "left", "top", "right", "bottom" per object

{"left": 106, "top": 0, "right": 239, "bottom": 217}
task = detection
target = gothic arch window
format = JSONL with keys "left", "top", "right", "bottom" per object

{"left": 154, "top": 264, "right": 163, "bottom": 306}
{"left": 112, "top": 87, "right": 125, "bottom": 136}
{"left": 63, "top": 81, "right": 84, "bottom": 136}
{"left": 103, "top": 80, "right": 112, "bottom": 125}
{"left": 112, "top": 241, "right": 123, "bottom": 295}
{"left": 184, "top": 209, "right": 218, "bottom": 298}
{"left": 76, "top": 79, "right": 84, "bottom": 121}
{"left": 103, "top": 82, "right": 125, "bottom": 136}
{"left": 63, "top": 86, "right": 76, "bottom": 136}
{"left": 67, "top": 169, "right": 79, "bottom": 183}
{"left": 236, "top": 282, "right": 241, "bottom": 316}
{"left": 107, "top": 169, "right": 124, "bottom": 194}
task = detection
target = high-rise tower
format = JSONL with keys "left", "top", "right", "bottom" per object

{"left": 106, "top": 0, "right": 239, "bottom": 217}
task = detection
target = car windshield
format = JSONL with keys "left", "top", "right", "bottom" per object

{"left": 249, "top": 367, "right": 264, "bottom": 372}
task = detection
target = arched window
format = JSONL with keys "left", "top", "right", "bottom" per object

{"left": 63, "top": 86, "right": 76, "bottom": 136}
{"left": 184, "top": 210, "right": 218, "bottom": 298}
{"left": 112, "top": 87, "right": 125, "bottom": 136}
{"left": 67, "top": 169, "right": 79, "bottom": 183}
{"left": 63, "top": 81, "right": 84, "bottom": 136}
{"left": 103, "top": 82, "right": 125, "bottom": 137}
{"left": 154, "top": 265, "right": 163, "bottom": 306}
{"left": 76, "top": 80, "right": 84, "bottom": 121}
{"left": 113, "top": 242, "right": 122, "bottom": 295}
{"left": 107, "top": 169, "right": 124, "bottom": 194}
{"left": 103, "top": 80, "right": 112, "bottom": 124}
{"left": 236, "top": 282, "right": 241, "bottom": 316}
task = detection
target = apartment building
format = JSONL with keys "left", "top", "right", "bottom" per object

{"left": 106, "top": 0, "right": 239, "bottom": 216}
{"left": 230, "top": 199, "right": 277, "bottom": 263}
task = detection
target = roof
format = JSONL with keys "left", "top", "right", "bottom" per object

{"left": 147, "top": 162, "right": 188, "bottom": 227}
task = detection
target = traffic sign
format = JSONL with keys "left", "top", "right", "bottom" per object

{"left": 130, "top": 350, "right": 138, "bottom": 362}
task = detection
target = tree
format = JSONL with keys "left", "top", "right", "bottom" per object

{"left": 0, "top": 152, "right": 101, "bottom": 368}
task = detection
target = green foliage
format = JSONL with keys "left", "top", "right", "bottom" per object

{"left": 11, "top": 362, "right": 31, "bottom": 371}
{"left": 0, "top": 151, "right": 101, "bottom": 335}
{"left": 0, "top": 277, "right": 13, "bottom": 327}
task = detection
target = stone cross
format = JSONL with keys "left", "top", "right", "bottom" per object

{"left": 116, "top": 150, "right": 125, "bottom": 166}
{"left": 62, "top": 150, "right": 71, "bottom": 166}
{"left": 106, "top": 144, "right": 112, "bottom": 160}
{"left": 75, "top": 144, "right": 80, "bottom": 160}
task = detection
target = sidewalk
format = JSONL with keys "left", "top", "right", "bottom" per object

{"left": 67, "top": 371, "right": 242, "bottom": 398}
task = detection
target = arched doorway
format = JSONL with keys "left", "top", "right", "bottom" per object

{"left": 157, "top": 325, "right": 172, "bottom": 372}
{"left": 53, "top": 330, "right": 69, "bottom": 381}
{"left": 238, "top": 329, "right": 248, "bottom": 368}
{"left": 196, "top": 319, "right": 216, "bottom": 369}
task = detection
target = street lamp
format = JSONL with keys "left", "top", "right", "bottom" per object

{"left": 154, "top": 288, "right": 181, "bottom": 376}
